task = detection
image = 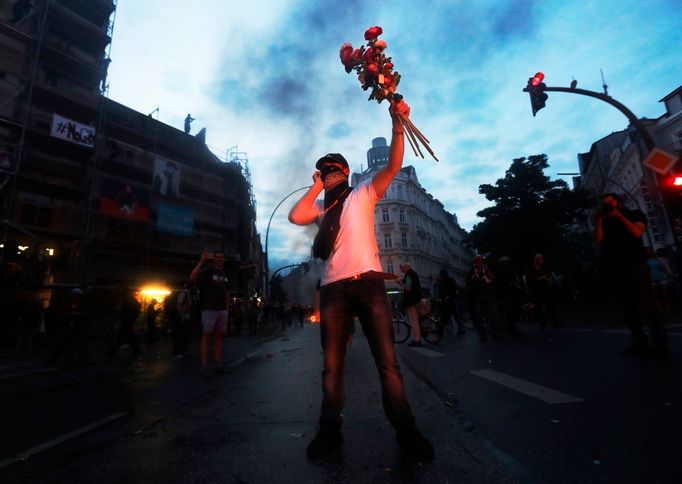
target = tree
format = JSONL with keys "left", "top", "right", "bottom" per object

{"left": 469, "top": 154, "right": 594, "bottom": 269}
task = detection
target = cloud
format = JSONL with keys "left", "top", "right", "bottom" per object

{"left": 106, "top": 0, "right": 682, "bottom": 264}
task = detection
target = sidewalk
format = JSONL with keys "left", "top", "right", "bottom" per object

{"left": 0, "top": 321, "right": 286, "bottom": 384}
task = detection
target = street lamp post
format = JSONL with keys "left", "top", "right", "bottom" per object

{"left": 263, "top": 186, "right": 311, "bottom": 298}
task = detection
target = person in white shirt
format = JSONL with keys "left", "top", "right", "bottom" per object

{"left": 289, "top": 99, "right": 433, "bottom": 462}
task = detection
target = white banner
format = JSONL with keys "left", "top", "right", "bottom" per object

{"left": 50, "top": 114, "right": 96, "bottom": 148}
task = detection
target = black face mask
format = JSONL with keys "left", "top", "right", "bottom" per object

{"left": 320, "top": 165, "right": 349, "bottom": 208}
{"left": 320, "top": 164, "right": 342, "bottom": 181}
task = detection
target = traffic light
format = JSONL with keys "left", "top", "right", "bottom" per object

{"left": 526, "top": 72, "right": 548, "bottom": 116}
{"left": 666, "top": 173, "right": 682, "bottom": 190}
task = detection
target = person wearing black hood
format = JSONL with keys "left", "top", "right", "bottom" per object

{"left": 437, "top": 268, "right": 464, "bottom": 335}
{"left": 289, "top": 99, "right": 433, "bottom": 462}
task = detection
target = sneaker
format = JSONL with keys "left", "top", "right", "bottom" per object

{"left": 396, "top": 426, "right": 434, "bottom": 461}
{"left": 407, "top": 340, "right": 422, "bottom": 347}
{"left": 306, "top": 429, "right": 343, "bottom": 460}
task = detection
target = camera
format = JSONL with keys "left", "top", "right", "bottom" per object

{"left": 600, "top": 203, "right": 614, "bottom": 215}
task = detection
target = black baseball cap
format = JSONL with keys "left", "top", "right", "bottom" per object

{"left": 315, "top": 153, "right": 349, "bottom": 170}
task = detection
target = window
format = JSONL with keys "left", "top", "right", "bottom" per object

{"left": 397, "top": 185, "right": 404, "bottom": 200}
{"left": 401, "top": 232, "right": 408, "bottom": 248}
{"left": 20, "top": 204, "right": 52, "bottom": 228}
{"left": 399, "top": 209, "right": 405, "bottom": 222}
{"left": 384, "top": 233, "right": 392, "bottom": 248}
{"left": 382, "top": 209, "right": 389, "bottom": 222}
{"left": 387, "top": 261, "right": 394, "bottom": 274}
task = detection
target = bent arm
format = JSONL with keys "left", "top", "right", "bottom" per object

{"left": 372, "top": 100, "right": 409, "bottom": 198}
{"left": 288, "top": 175, "right": 324, "bottom": 226}
{"left": 613, "top": 210, "right": 646, "bottom": 239}
{"left": 595, "top": 215, "right": 604, "bottom": 244}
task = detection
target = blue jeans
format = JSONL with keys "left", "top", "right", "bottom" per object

{"left": 318, "top": 277, "right": 415, "bottom": 432}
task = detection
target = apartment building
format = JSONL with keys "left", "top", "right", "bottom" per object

{"left": 0, "top": 0, "right": 265, "bottom": 296}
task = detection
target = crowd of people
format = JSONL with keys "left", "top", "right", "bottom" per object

{"left": 0, "top": 255, "right": 279, "bottom": 371}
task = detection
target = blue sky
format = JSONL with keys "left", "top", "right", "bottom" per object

{"left": 106, "top": 0, "right": 682, "bottom": 271}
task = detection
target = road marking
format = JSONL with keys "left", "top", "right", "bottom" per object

{"left": 0, "top": 361, "right": 39, "bottom": 371}
{"left": 0, "top": 366, "right": 60, "bottom": 381}
{"left": 410, "top": 347, "right": 445, "bottom": 357}
{"left": 0, "top": 412, "right": 128, "bottom": 469}
{"left": 470, "top": 369, "right": 584, "bottom": 404}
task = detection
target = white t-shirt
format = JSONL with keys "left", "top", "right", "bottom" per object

{"left": 315, "top": 179, "right": 383, "bottom": 285}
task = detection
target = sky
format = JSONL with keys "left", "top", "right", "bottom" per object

{"left": 106, "top": 0, "right": 682, "bottom": 272}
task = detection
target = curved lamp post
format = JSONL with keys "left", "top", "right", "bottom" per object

{"left": 264, "top": 186, "right": 311, "bottom": 297}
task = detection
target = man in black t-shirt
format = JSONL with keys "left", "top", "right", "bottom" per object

{"left": 190, "top": 250, "right": 229, "bottom": 375}
{"left": 596, "top": 193, "right": 669, "bottom": 359}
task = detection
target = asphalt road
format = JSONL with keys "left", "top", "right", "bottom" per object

{"left": 1, "top": 315, "right": 680, "bottom": 483}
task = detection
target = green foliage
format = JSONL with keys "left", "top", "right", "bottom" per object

{"left": 470, "top": 155, "right": 594, "bottom": 267}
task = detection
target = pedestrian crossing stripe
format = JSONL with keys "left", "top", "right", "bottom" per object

{"left": 471, "top": 369, "right": 584, "bottom": 404}
{"left": 409, "top": 347, "right": 446, "bottom": 357}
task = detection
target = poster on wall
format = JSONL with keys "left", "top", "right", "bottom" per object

{"left": 152, "top": 156, "right": 181, "bottom": 197}
{"left": 99, "top": 178, "right": 150, "bottom": 222}
{"left": 156, "top": 202, "right": 194, "bottom": 236}
{"left": 50, "top": 114, "right": 96, "bottom": 148}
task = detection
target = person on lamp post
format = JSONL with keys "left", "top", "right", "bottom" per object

{"left": 288, "top": 98, "right": 433, "bottom": 462}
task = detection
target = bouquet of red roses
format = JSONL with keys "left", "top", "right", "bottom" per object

{"left": 340, "top": 26, "right": 438, "bottom": 161}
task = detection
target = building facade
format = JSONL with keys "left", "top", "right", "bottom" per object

{"left": 0, "top": 0, "right": 265, "bottom": 296}
{"left": 352, "top": 137, "right": 474, "bottom": 290}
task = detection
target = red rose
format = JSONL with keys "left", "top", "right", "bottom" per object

{"left": 382, "top": 75, "right": 392, "bottom": 87}
{"left": 385, "top": 62, "right": 393, "bottom": 70}
{"left": 373, "top": 39, "right": 387, "bottom": 50}
{"left": 339, "top": 43, "right": 353, "bottom": 66}
{"left": 364, "top": 26, "right": 383, "bottom": 40}
{"left": 351, "top": 48, "right": 363, "bottom": 62}
{"left": 362, "top": 48, "right": 375, "bottom": 63}
{"left": 366, "top": 63, "right": 379, "bottom": 75}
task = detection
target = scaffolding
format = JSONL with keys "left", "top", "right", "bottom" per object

{"left": 227, "top": 145, "right": 257, "bottom": 216}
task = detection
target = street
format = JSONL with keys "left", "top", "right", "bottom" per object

{"left": 1, "top": 314, "right": 681, "bottom": 484}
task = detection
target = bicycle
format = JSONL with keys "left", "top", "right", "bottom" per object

{"left": 392, "top": 310, "right": 411, "bottom": 344}
{"left": 392, "top": 303, "right": 442, "bottom": 345}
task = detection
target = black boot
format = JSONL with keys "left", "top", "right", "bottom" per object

{"left": 306, "top": 427, "right": 343, "bottom": 460}
{"left": 396, "top": 426, "right": 434, "bottom": 461}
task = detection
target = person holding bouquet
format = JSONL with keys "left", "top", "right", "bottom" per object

{"left": 289, "top": 99, "right": 434, "bottom": 462}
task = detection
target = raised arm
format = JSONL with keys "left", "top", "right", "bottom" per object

{"left": 288, "top": 172, "right": 324, "bottom": 226}
{"left": 372, "top": 99, "right": 410, "bottom": 199}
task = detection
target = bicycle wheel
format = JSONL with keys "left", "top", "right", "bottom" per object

{"left": 393, "top": 318, "right": 411, "bottom": 344}
{"left": 420, "top": 316, "right": 442, "bottom": 344}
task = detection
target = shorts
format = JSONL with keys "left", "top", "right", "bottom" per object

{"left": 201, "top": 309, "right": 228, "bottom": 334}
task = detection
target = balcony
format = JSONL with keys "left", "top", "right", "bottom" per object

{"left": 33, "top": 71, "right": 100, "bottom": 108}
{"left": 48, "top": 2, "right": 111, "bottom": 52}
{"left": 0, "top": 35, "right": 26, "bottom": 76}
{"left": 56, "top": 0, "right": 116, "bottom": 28}
{"left": 42, "top": 33, "right": 107, "bottom": 83}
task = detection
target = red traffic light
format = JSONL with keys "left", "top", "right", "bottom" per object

{"left": 531, "top": 72, "right": 545, "bottom": 86}
{"left": 673, "top": 175, "right": 682, "bottom": 187}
